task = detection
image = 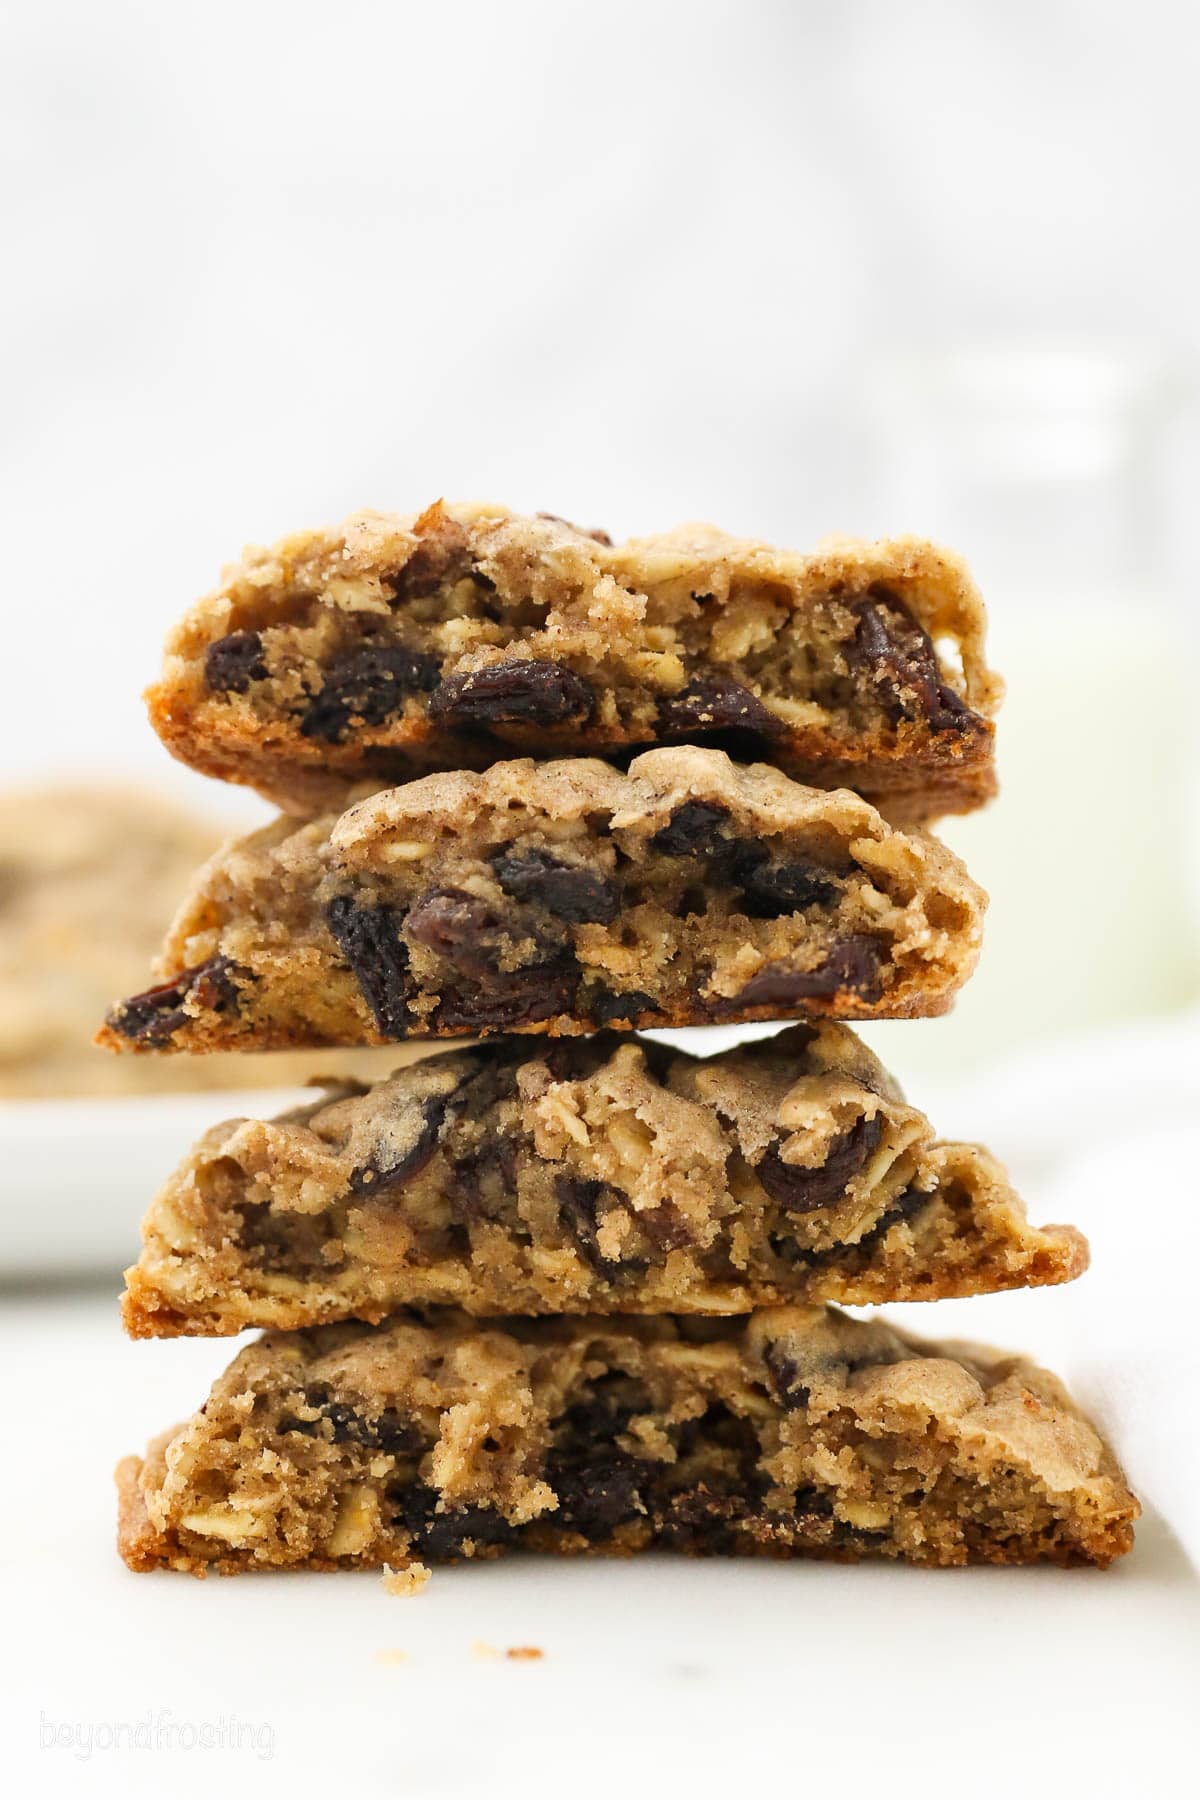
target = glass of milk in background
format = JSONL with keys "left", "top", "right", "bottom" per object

{"left": 853, "top": 345, "right": 1200, "bottom": 1089}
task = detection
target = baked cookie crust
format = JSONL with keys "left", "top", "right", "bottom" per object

{"left": 121, "top": 1025, "right": 1084, "bottom": 1336}
{"left": 116, "top": 1305, "right": 1137, "bottom": 1575}
{"left": 97, "top": 749, "right": 986, "bottom": 1052}
{"left": 146, "top": 502, "right": 1000, "bottom": 823}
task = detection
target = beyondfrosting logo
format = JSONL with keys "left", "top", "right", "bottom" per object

{"left": 39, "top": 1709, "right": 276, "bottom": 1762}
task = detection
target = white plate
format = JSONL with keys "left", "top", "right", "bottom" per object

{"left": 0, "top": 1090, "right": 322, "bottom": 1276}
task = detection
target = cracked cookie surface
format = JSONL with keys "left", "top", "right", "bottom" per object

{"left": 122, "top": 1025, "right": 1085, "bottom": 1336}
{"left": 146, "top": 501, "right": 1000, "bottom": 823}
{"left": 116, "top": 1304, "right": 1137, "bottom": 1575}
{"left": 97, "top": 749, "right": 985, "bottom": 1053}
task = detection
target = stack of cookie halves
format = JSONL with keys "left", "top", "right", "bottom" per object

{"left": 107, "top": 503, "right": 1137, "bottom": 1579}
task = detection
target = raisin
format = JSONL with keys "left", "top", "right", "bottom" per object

{"left": 543, "top": 1368, "right": 651, "bottom": 1540}
{"left": 548, "top": 1449, "right": 648, "bottom": 1540}
{"left": 107, "top": 972, "right": 193, "bottom": 1045}
{"left": 649, "top": 799, "right": 732, "bottom": 857}
{"left": 838, "top": 1184, "right": 929, "bottom": 1258}
{"left": 106, "top": 955, "right": 244, "bottom": 1046}
{"left": 762, "top": 1344, "right": 811, "bottom": 1411}
{"left": 349, "top": 1090, "right": 460, "bottom": 1198}
{"left": 428, "top": 659, "right": 595, "bottom": 729}
{"left": 726, "top": 844, "right": 840, "bottom": 918}
{"left": 205, "top": 630, "right": 267, "bottom": 694}
{"left": 557, "top": 1377, "right": 647, "bottom": 1442}
{"left": 352, "top": 1060, "right": 495, "bottom": 1197}
{"left": 849, "top": 590, "right": 976, "bottom": 733}
{"left": 324, "top": 895, "right": 412, "bottom": 1038}
{"left": 650, "top": 813, "right": 840, "bottom": 919}
{"left": 587, "top": 989, "right": 657, "bottom": 1027}
{"left": 404, "top": 887, "right": 510, "bottom": 979}
{"left": 756, "top": 1113, "right": 884, "bottom": 1213}
{"left": 635, "top": 1203, "right": 693, "bottom": 1254}
{"left": 451, "top": 1047, "right": 524, "bottom": 1116}
{"left": 491, "top": 847, "right": 619, "bottom": 924}
{"left": 654, "top": 1487, "right": 753, "bottom": 1554}
{"left": 449, "top": 1133, "right": 520, "bottom": 1224}
{"left": 327, "top": 1404, "right": 423, "bottom": 1454}
{"left": 385, "top": 526, "right": 471, "bottom": 601}
{"left": 299, "top": 644, "right": 441, "bottom": 743}
{"left": 832, "top": 1523, "right": 894, "bottom": 1550}
{"left": 656, "top": 1483, "right": 831, "bottom": 1555}
{"left": 390, "top": 1483, "right": 513, "bottom": 1557}
{"left": 284, "top": 1396, "right": 424, "bottom": 1454}
{"left": 189, "top": 958, "right": 241, "bottom": 1012}
{"left": 433, "top": 961, "right": 579, "bottom": 1033}
{"left": 535, "top": 511, "right": 613, "bottom": 545}
{"left": 656, "top": 672, "right": 781, "bottom": 738}
{"left": 374, "top": 1411, "right": 425, "bottom": 1455}
{"left": 672, "top": 1401, "right": 763, "bottom": 1473}
{"left": 544, "top": 1383, "right": 651, "bottom": 1540}
{"left": 731, "top": 935, "right": 883, "bottom": 1008}
{"left": 406, "top": 885, "right": 578, "bottom": 1025}
{"left": 775, "top": 1185, "right": 931, "bottom": 1271}
{"left": 280, "top": 1391, "right": 421, "bottom": 1454}
{"left": 555, "top": 1172, "right": 627, "bottom": 1275}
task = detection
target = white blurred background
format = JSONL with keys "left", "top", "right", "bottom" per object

{"left": 3, "top": 0, "right": 1198, "bottom": 1088}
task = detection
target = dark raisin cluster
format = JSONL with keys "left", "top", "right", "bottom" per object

{"left": 849, "top": 589, "right": 979, "bottom": 734}
{"left": 300, "top": 644, "right": 441, "bottom": 743}
{"left": 755, "top": 1112, "right": 884, "bottom": 1212}
{"left": 280, "top": 1387, "right": 423, "bottom": 1455}
{"left": 107, "top": 956, "right": 244, "bottom": 1046}
{"left": 429, "top": 659, "right": 596, "bottom": 730}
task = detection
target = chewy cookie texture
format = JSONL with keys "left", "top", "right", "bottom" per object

{"left": 117, "top": 1306, "right": 1138, "bottom": 1575}
{"left": 98, "top": 748, "right": 985, "bottom": 1054}
{"left": 111, "top": 500, "right": 1136, "bottom": 1581}
{"left": 146, "top": 501, "right": 1000, "bottom": 823}
{"left": 122, "top": 1025, "right": 1086, "bottom": 1336}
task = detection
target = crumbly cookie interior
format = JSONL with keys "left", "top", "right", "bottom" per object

{"left": 148, "top": 504, "right": 1000, "bottom": 817}
{"left": 200, "top": 551, "right": 971, "bottom": 749}
{"left": 118, "top": 1307, "right": 1138, "bottom": 1574}
{"left": 122, "top": 1030, "right": 1084, "bottom": 1336}
{"left": 99, "top": 752, "right": 984, "bottom": 1053}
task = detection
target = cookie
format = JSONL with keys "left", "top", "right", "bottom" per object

{"left": 146, "top": 501, "right": 1000, "bottom": 823}
{"left": 97, "top": 748, "right": 986, "bottom": 1054}
{"left": 116, "top": 1305, "right": 1137, "bottom": 1574}
{"left": 0, "top": 785, "right": 402, "bottom": 1098}
{"left": 121, "top": 1025, "right": 1085, "bottom": 1336}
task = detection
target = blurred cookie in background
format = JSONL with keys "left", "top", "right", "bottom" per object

{"left": 0, "top": 785, "right": 407, "bottom": 1098}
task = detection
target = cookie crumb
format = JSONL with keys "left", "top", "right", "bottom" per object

{"left": 506, "top": 1646, "right": 544, "bottom": 1661}
{"left": 374, "top": 1648, "right": 410, "bottom": 1666}
{"left": 381, "top": 1561, "right": 430, "bottom": 1597}
{"left": 470, "top": 1640, "right": 500, "bottom": 1661}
